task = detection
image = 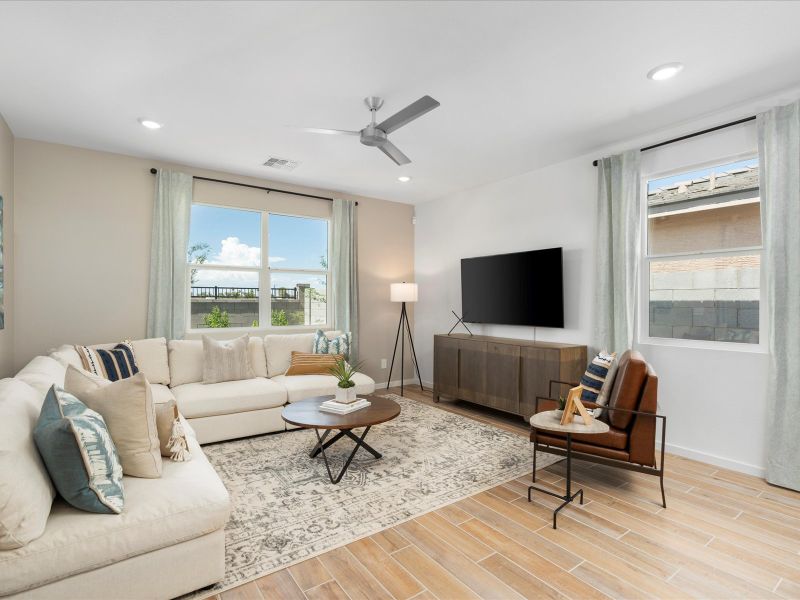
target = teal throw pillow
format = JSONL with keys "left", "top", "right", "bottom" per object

{"left": 313, "top": 329, "right": 352, "bottom": 361}
{"left": 34, "top": 385, "right": 124, "bottom": 514}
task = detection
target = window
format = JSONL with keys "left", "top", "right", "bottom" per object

{"left": 188, "top": 205, "right": 329, "bottom": 329}
{"left": 644, "top": 158, "right": 761, "bottom": 345}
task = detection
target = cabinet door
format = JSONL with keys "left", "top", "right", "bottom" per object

{"left": 484, "top": 342, "right": 520, "bottom": 414}
{"left": 458, "top": 339, "right": 487, "bottom": 402}
{"left": 520, "top": 347, "right": 562, "bottom": 419}
{"left": 433, "top": 336, "right": 459, "bottom": 398}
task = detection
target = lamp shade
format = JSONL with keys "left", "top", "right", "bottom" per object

{"left": 390, "top": 282, "right": 418, "bottom": 303}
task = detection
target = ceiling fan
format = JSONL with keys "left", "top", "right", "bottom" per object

{"left": 299, "top": 95, "right": 440, "bottom": 166}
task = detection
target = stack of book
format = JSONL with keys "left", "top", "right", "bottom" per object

{"left": 319, "top": 398, "right": 371, "bottom": 415}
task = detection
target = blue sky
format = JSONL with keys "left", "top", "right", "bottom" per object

{"left": 647, "top": 157, "right": 758, "bottom": 193}
{"left": 189, "top": 206, "right": 327, "bottom": 269}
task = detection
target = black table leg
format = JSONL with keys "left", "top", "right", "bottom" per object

{"left": 309, "top": 429, "right": 346, "bottom": 458}
{"left": 528, "top": 432, "right": 584, "bottom": 529}
{"left": 313, "top": 426, "right": 376, "bottom": 484}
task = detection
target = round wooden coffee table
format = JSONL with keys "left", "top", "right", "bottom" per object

{"left": 529, "top": 410, "right": 609, "bottom": 529}
{"left": 282, "top": 395, "right": 401, "bottom": 484}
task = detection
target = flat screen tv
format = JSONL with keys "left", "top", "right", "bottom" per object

{"left": 461, "top": 247, "right": 564, "bottom": 327}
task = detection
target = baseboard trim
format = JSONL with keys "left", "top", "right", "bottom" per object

{"left": 374, "top": 378, "right": 425, "bottom": 389}
{"left": 659, "top": 442, "right": 765, "bottom": 477}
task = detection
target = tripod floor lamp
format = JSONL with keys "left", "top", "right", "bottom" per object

{"left": 387, "top": 282, "right": 424, "bottom": 396}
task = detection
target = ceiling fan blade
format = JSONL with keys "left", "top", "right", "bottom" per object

{"left": 378, "top": 140, "right": 411, "bottom": 166}
{"left": 297, "top": 127, "right": 360, "bottom": 136}
{"left": 376, "top": 95, "right": 440, "bottom": 134}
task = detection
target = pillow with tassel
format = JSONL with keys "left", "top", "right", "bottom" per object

{"left": 155, "top": 400, "right": 191, "bottom": 462}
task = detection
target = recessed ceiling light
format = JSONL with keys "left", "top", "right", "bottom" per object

{"left": 647, "top": 62, "right": 684, "bottom": 81}
{"left": 138, "top": 118, "right": 163, "bottom": 130}
{"left": 398, "top": 176, "right": 412, "bottom": 183}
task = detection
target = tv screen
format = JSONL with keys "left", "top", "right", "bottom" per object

{"left": 461, "top": 247, "right": 564, "bottom": 327}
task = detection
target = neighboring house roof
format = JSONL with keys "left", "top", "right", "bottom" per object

{"left": 648, "top": 165, "right": 759, "bottom": 209}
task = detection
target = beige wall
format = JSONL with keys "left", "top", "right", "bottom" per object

{"left": 13, "top": 139, "right": 415, "bottom": 382}
{"left": 0, "top": 114, "right": 13, "bottom": 378}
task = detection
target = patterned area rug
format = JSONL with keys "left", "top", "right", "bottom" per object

{"left": 198, "top": 395, "right": 559, "bottom": 596}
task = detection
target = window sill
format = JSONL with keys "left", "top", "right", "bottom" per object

{"left": 637, "top": 336, "right": 768, "bottom": 355}
{"left": 185, "top": 324, "right": 331, "bottom": 337}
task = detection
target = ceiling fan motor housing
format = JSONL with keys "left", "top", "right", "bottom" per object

{"left": 360, "top": 124, "right": 388, "bottom": 147}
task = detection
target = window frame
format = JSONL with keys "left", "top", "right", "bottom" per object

{"left": 186, "top": 203, "right": 333, "bottom": 333}
{"left": 637, "top": 153, "right": 767, "bottom": 353}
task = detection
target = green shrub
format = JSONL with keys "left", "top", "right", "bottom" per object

{"left": 271, "top": 310, "right": 288, "bottom": 326}
{"left": 204, "top": 305, "right": 230, "bottom": 328}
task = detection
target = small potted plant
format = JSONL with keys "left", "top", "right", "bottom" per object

{"left": 329, "top": 358, "right": 363, "bottom": 404}
{"left": 554, "top": 396, "right": 566, "bottom": 419}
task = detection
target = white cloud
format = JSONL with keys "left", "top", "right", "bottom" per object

{"left": 269, "top": 256, "right": 286, "bottom": 264}
{"left": 216, "top": 237, "right": 260, "bottom": 266}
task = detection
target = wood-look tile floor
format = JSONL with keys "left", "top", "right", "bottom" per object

{"left": 214, "top": 388, "right": 800, "bottom": 600}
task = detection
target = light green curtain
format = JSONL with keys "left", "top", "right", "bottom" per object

{"left": 332, "top": 199, "right": 359, "bottom": 362}
{"left": 146, "top": 170, "right": 193, "bottom": 340}
{"left": 594, "top": 150, "right": 641, "bottom": 355}
{"left": 758, "top": 100, "right": 800, "bottom": 491}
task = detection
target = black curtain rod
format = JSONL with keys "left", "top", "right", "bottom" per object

{"left": 591, "top": 115, "right": 757, "bottom": 167}
{"left": 149, "top": 168, "right": 357, "bottom": 205}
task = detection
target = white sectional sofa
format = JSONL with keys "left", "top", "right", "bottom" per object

{"left": 0, "top": 331, "right": 375, "bottom": 599}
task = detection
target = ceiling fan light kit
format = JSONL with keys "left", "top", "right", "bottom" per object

{"left": 300, "top": 95, "right": 440, "bottom": 166}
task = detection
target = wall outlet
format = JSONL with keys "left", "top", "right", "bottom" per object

{"left": 380, "top": 358, "right": 388, "bottom": 369}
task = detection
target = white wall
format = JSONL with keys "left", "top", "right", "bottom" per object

{"left": 414, "top": 90, "right": 799, "bottom": 477}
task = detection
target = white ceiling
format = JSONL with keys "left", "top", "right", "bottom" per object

{"left": 2, "top": 1, "right": 800, "bottom": 204}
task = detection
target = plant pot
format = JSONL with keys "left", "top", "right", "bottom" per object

{"left": 335, "top": 386, "right": 357, "bottom": 404}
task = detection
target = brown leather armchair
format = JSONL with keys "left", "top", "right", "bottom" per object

{"left": 532, "top": 350, "right": 666, "bottom": 508}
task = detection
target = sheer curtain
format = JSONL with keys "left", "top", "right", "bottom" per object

{"left": 758, "top": 100, "right": 800, "bottom": 491}
{"left": 594, "top": 150, "right": 642, "bottom": 354}
{"left": 146, "top": 170, "right": 193, "bottom": 340}
{"left": 331, "top": 199, "right": 359, "bottom": 362}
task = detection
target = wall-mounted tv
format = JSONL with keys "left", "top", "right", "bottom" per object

{"left": 461, "top": 247, "right": 564, "bottom": 328}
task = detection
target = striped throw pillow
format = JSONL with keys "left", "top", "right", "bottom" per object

{"left": 76, "top": 342, "right": 139, "bottom": 382}
{"left": 285, "top": 351, "right": 344, "bottom": 376}
{"left": 580, "top": 351, "right": 616, "bottom": 405}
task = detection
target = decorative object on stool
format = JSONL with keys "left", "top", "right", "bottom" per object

{"left": 329, "top": 358, "right": 363, "bottom": 404}
{"left": 387, "top": 282, "right": 424, "bottom": 396}
{"left": 560, "top": 385, "right": 593, "bottom": 426}
{"left": 447, "top": 310, "right": 473, "bottom": 336}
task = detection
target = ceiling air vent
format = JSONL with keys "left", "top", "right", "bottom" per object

{"left": 263, "top": 156, "right": 300, "bottom": 171}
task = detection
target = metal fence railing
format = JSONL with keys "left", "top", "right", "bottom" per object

{"left": 190, "top": 286, "right": 298, "bottom": 300}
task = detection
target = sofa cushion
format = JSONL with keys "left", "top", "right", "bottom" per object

{"left": 16, "top": 356, "right": 67, "bottom": 397}
{"left": 271, "top": 372, "right": 375, "bottom": 403}
{"left": 167, "top": 340, "right": 204, "bottom": 387}
{"left": 49, "top": 345, "right": 83, "bottom": 369}
{"left": 151, "top": 383, "right": 176, "bottom": 404}
{"left": 607, "top": 350, "right": 648, "bottom": 430}
{"left": 34, "top": 386, "right": 125, "bottom": 515}
{"left": 130, "top": 338, "right": 171, "bottom": 385}
{"left": 172, "top": 378, "right": 287, "bottom": 418}
{"left": 0, "top": 435, "right": 230, "bottom": 597}
{"left": 264, "top": 331, "right": 343, "bottom": 377}
{"left": 168, "top": 337, "right": 266, "bottom": 386}
{"left": 0, "top": 379, "right": 56, "bottom": 550}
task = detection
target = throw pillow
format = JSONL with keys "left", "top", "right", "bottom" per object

{"left": 64, "top": 366, "right": 162, "bottom": 478}
{"left": 33, "top": 385, "right": 124, "bottom": 514}
{"left": 285, "top": 351, "right": 344, "bottom": 376}
{"left": 202, "top": 334, "right": 255, "bottom": 384}
{"left": 76, "top": 341, "right": 139, "bottom": 381}
{"left": 0, "top": 379, "right": 56, "bottom": 549}
{"left": 580, "top": 351, "right": 617, "bottom": 416}
{"left": 313, "top": 329, "right": 352, "bottom": 361}
{"left": 154, "top": 400, "right": 191, "bottom": 461}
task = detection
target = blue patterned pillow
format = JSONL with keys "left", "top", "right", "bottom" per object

{"left": 34, "top": 385, "right": 124, "bottom": 514}
{"left": 76, "top": 342, "right": 139, "bottom": 382}
{"left": 580, "top": 352, "right": 616, "bottom": 405}
{"left": 313, "top": 330, "right": 352, "bottom": 361}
